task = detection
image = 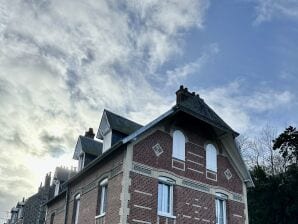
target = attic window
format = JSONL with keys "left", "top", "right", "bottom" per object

{"left": 206, "top": 144, "right": 217, "bottom": 172}
{"left": 172, "top": 130, "right": 185, "bottom": 161}
{"left": 78, "top": 153, "right": 85, "bottom": 171}
{"left": 103, "top": 131, "right": 112, "bottom": 152}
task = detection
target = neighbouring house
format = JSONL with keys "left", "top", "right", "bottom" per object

{"left": 46, "top": 86, "right": 253, "bottom": 224}
{"left": 7, "top": 199, "right": 25, "bottom": 224}
{"left": 8, "top": 167, "right": 75, "bottom": 224}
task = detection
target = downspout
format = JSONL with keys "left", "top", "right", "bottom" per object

{"left": 64, "top": 186, "right": 69, "bottom": 224}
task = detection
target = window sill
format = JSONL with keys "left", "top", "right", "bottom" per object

{"left": 158, "top": 212, "right": 176, "bottom": 219}
{"left": 95, "top": 213, "right": 105, "bottom": 219}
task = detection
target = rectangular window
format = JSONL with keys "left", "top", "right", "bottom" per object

{"left": 50, "top": 213, "right": 55, "bottom": 224}
{"left": 216, "top": 194, "right": 227, "bottom": 224}
{"left": 73, "top": 194, "right": 80, "bottom": 224}
{"left": 97, "top": 178, "right": 108, "bottom": 216}
{"left": 158, "top": 180, "right": 173, "bottom": 216}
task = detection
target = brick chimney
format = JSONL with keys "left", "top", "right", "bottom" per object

{"left": 176, "top": 85, "right": 196, "bottom": 104}
{"left": 85, "top": 128, "right": 95, "bottom": 139}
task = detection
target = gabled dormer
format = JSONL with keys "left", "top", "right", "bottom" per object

{"left": 73, "top": 128, "right": 103, "bottom": 171}
{"left": 97, "top": 110, "right": 142, "bottom": 153}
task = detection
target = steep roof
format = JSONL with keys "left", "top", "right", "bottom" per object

{"left": 176, "top": 87, "right": 239, "bottom": 136}
{"left": 80, "top": 136, "right": 102, "bottom": 156}
{"left": 68, "top": 86, "right": 253, "bottom": 187}
{"left": 97, "top": 109, "right": 143, "bottom": 139}
{"left": 73, "top": 136, "right": 103, "bottom": 160}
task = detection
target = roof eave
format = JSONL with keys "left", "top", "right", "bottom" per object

{"left": 177, "top": 105, "right": 239, "bottom": 137}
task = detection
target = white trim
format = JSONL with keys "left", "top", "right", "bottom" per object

{"left": 157, "top": 212, "right": 176, "bottom": 219}
{"left": 172, "top": 158, "right": 185, "bottom": 171}
{"left": 134, "top": 205, "right": 152, "bottom": 210}
{"left": 187, "top": 151, "right": 204, "bottom": 159}
{"left": 187, "top": 167, "right": 204, "bottom": 174}
{"left": 134, "top": 190, "right": 152, "bottom": 196}
{"left": 132, "top": 219, "right": 152, "bottom": 224}
{"left": 94, "top": 213, "right": 105, "bottom": 219}
{"left": 187, "top": 159, "right": 203, "bottom": 166}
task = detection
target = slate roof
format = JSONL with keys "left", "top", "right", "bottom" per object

{"left": 80, "top": 136, "right": 103, "bottom": 156}
{"left": 176, "top": 86, "right": 239, "bottom": 136}
{"left": 104, "top": 110, "right": 143, "bottom": 135}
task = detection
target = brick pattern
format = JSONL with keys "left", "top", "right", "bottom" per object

{"left": 227, "top": 200, "right": 245, "bottom": 224}
{"left": 45, "top": 198, "right": 65, "bottom": 224}
{"left": 128, "top": 172, "right": 218, "bottom": 224}
{"left": 45, "top": 150, "right": 125, "bottom": 224}
{"left": 133, "top": 130, "right": 243, "bottom": 194}
{"left": 128, "top": 172, "right": 157, "bottom": 223}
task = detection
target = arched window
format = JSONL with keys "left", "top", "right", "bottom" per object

{"left": 206, "top": 144, "right": 217, "bottom": 172}
{"left": 172, "top": 130, "right": 185, "bottom": 161}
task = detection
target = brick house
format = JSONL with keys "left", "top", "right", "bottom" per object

{"left": 46, "top": 86, "right": 253, "bottom": 224}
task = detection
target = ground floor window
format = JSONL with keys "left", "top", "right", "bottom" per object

{"left": 216, "top": 193, "right": 227, "bottom": 224}
{"left": 158, "top": 177, "right": 174, "bottom": 216}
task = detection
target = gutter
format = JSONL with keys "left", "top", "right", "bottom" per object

{"left": 122, "top": 108, "right": 175, "bottom": 144}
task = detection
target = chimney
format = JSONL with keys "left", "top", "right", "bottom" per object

{"left": 85, "top": 128, "right": 95, "bottom": 139}
{"left": 176, "top": 85, "right": 196, "bottom": 104}
{"left": 44, "top": 172, "right": 51, "bottom": 188}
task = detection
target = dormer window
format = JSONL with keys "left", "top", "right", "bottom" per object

{"left": 54, "top": 180, "right": 60, "bottom": 196}
{"left": 103, "top": 131, "right": 112, "bottom": 152}
{"left": 78, "top": 153, "right": 85, "bottom": 171}
{"left": 172, "top": 130, "right": 185, "bottom": 161}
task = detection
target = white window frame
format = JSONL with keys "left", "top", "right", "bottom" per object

{"left": 157, "top": 177, "right": 175, "bottom": 218}
{"left": 54, "top": 180, "right": 60, "bottom": 196}
{"left": 74, "top": 194, "right": 80, "bottom": 224}
{"left": 78, "top": 153, "right": 85, "bottom": 171}
{"left": 215, "top": 193, "right": 227, "bottom": 224}
{"left": 97, "top": 178, "right": 108, "bottom": 217}
{"left": 206, "top": 144, "right": 217, "bottom": 172}
{"left": 103, "top": 131, "right": 112, "bottom": 153}
{"left": 172, "top": 130, "right": 186, "bottom": 161}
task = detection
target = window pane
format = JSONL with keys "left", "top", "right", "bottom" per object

{"left": 206, "top": 144, "right": 217, "bottom": 172}
{"left": 173, "top": 130, "right": 185, "bottom": 160}
{"left": 75, "top": 198, "right": 80, "bottom": 224}
{"left": 158, "top": 182, "right": 172, "bottom": 214}
{"left": 216, "top": 199, "right": 225, "bottom": 224}
{"left": 158, "top": 183, "right": 163, "bottom": 212}
{"left": 103, "top": 185, "right": 108, "bottom": 213}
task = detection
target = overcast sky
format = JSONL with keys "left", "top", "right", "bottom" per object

{"left": 0, "top": 0, "right": 297, "bottom": 220}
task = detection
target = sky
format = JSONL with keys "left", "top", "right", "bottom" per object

{"left": 0, "top": 0, "right": 298, "bottom": 221}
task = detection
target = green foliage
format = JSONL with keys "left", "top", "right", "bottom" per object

{"left": 248, "top": 126, "right": 298, "bottom": 224}
{"left": 273, "top": 126, "right": 298, "bottom": 165}
{"left": 248, "top": 165, "right": 298, "bottom": 224}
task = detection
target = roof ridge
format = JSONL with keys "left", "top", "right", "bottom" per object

{"left": 103, "top": 109, "right": 143, "bottom": 127}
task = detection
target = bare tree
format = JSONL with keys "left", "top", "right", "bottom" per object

{"left": 237, "top": 124, "right": 285, "bottom": 174}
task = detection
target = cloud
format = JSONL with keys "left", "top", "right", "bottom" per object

{"left": 0, "top": 0, "right": 210, "bottom": 214}
{"left": 198, "top": 81, "right": 294, "bottom": 133}
{"left": 166, "top": 43, "right": 219, "bottom": 87}
{"left": 254, "top": 0, "right": 298, "bottom": 25}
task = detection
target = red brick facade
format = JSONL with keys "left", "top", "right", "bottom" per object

{"left": 128, "top": 126, "right": 247, "bottom": 224}
{"left": 46, "top": 119, "right": 249, "bottom": 224}
{"left": 46, "top": 150, "right": 125, "bottom": 224}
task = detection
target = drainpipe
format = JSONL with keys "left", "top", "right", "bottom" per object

{"left": 64, "top": 186, "right": 69, "bottom": 224}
